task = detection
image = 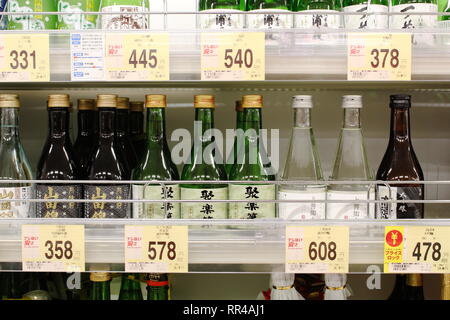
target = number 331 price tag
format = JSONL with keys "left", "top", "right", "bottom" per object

{"left": 125, "top": 225, "right": 188, "bottom": 273}
{"left": 285, "top": 226, "right": 349, "bottom": 274}
{"left": 22, "top": 225, "right": 85, "bottom": 272}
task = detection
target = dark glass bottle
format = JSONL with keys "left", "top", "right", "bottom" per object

{"left": 74, "top": 99, "right": 97, "bottom": 179}
{"left": 130, "top": 101, "right": 146, "bottom": 162}
{"left": 36, "top": 94, "right": 82, "bottom": 218}
{"left": 225, "top": 100, "right": 243, "bottom": 176}
{"left": 84, "top": 94, "right": 131, "bottom": 219}
{"left": 118, "top": 274, "right": 143, "bottom": 300}
{"left": 89, "top": 273, "right": 111, "bottom": 300}
{"left": 116, "top": 97, "right": 138, "bottom": 171}
{"left": 388, "top": 274, "right": 407, "bottom": 300}
{"left": 405, "top": 274, "right": 425, "bottom": 300}
{"left": 146, "top": 273, "right": 169, "bottom": 300}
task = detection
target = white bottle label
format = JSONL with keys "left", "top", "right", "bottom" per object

{"left": 132, "top": 184, "right": 180, "bottom": 219}
{"left": 229, "top": 184, "right": 276, "bottom": 219}
{"left": 343, "top": 4, "right": 388, "bottom": 29}
{"left": 246, "top": 9, "right": 293, "bottom": 29}
{"left": 200, "top": 9, "right": 244, "bottom": 29}
{"left": 278, "top": 188, "right": 326, "bottom": 220}
{"left": 326, "top": 190, "right": 375, "bottom": 220}
{"left": 0, "top": 187, "right": 31, "bottom": 218}
{"left": 390, "top": 3, "right": 437, "bottom": 29}
{"left": 101, "top": 5, "right": 148, "bottom": 30}
{"left": 180, "top": 187, "right": 228, "bottom": 219}
{"left": 295, "top": 10, "right": 341, "bottom": 29}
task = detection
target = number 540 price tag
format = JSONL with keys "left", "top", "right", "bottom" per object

{"left": 22, "top": 225, "right": 85, "bottom": 272}
{"left": 285, "top": 226, "right": 349, "bottom": 274}
{"left": 125, "top": 225, "right": 188, "bottom": 273}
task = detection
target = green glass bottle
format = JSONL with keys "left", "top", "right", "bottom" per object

{"left": 246, "top": 0, "right": 293, "bottom": 29}
{"left": 229, "top": 95, "right": 276, "bottom": 219}
{"left": 132, "top": 95, "right": 180, "bottom": 219}
{"left": 294, "top": 0, "right": 341, "bottom": 29}
{"left": 390, "top": 0, "right": 438, "bottom": 30}
{"left": 7, "top": 0, "right": 57, "bottom": 30}
{"left": 342, "top": 0, "right": 388, "bottom": 29}
{"left": 181, "top": 95, "right": 228, "bottom": 219}
{"left": 146, "top": 273, "right": 169, "bottom": 300}
{"left": 57, "top": 0, "right": 100, "bottom": 30}
{"left": 199, "top": 0, "right": 246, "bottom": 29}
{"left": 118, "top": 273, "right": 143, "bottom": 300}
{"left": 439, "top": 0, "right": 450, "bottom": 24}
{"left": 89, "top": 272, "right": 111, "bottom": 300}
{"left": 225, "top": 101, "right": 244, "bottom": 176}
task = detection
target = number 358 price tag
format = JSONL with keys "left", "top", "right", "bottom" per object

{"left": 22, "top": 225, "right": 85, "bottom": 272}
{"left": 347, "top": 33, "right": 411, "bottom": 81}
{"left": 125, "top": 225, "right": 188, "bottom": 273}
{"left": 285, "top": 226, "right": 349, "bottom": 274}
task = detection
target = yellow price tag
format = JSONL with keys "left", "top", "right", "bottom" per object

{"left": 384, "top": 226, "right": 450, "bottom": 273}
{"left": 0, "top": 34, "right": 50, "bottom": 82}
{"left": 201, "top": 32, "right": 265, "bottom": 81}
{"left": 105, "top": 33, "right": 169, "bottom": 81}
{"left": 22, "top": 225, "right": 85, "bottom": 272}
{"left": 125, "top": 225, "right": 188, "bottom": 273}
{"left": 347, "top": 33, "right": 411, "bottom": 81}
{"left": 285, "top": 226, "right": 349, "bottom": 274}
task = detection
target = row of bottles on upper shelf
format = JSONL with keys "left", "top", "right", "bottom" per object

{"left": 0, "top": 92, "right": 424, "bottom": 220}
{"left": 0, "top": 0, "right": 449, "bottom": 31}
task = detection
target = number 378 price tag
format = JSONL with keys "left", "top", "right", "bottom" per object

{"left": 285, "top": 226, "right": 349, "bottom": 274}
{"left": 125, "top": 225, "right": 188, "bottom": 273}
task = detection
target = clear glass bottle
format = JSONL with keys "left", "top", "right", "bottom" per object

{"left": 100, "top": 0, "right": 149, "bottom": 30}
{"left": 279, "top": 96, "right": 326, "bottom": 220}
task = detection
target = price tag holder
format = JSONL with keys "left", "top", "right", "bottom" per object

{"left": 285, "top": 226, "right": 349, "bottom": 273}
{"left": 384, "top": 226, "right": 450, "bottom": 273}
{"left": 105, "top": 33, "right": 169, "bottom": 81}
{"left": 201, "top": 32, "right": 265, "bottom": 81}
{"left": 347, "top": 33, "right": 411, "bottom": 81}
{"left": 22, "top": 225, "right": 85, "bottom": 272}
{"left": 125, "top": 225, "right": 188, "bottom": 273}
{"left": 0, "top": 34, "right": 50, "bottom": 82}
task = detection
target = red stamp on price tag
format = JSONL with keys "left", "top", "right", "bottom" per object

{"left": 386, "top": 229, "right": 403, "bottom": 247}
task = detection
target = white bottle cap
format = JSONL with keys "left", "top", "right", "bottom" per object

{"left": 342, "top": 95, "right": 362, "bottom": 108}
{"left": 292, "top": 95, "right": 313, "bottom": 108}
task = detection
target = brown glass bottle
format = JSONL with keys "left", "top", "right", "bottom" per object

{"left": 405, "top": 274, "right": 424, "bottom": 300}
{"left": 84, "top": 94, "right": 131, "bottom": 218}
{"left": 74, "top": 99, "right": 97, "bottom": 179}
{"left": 116, "top": 97, "right": 138, "bottom": 171}
{"left": 129, "top": 101, "right": 146, "bottom": 162}
{"left": 36, "top": 95, "right": 82, "bottom": 218}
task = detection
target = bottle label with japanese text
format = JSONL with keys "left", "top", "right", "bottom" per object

{"left": 246, "top": 9, "right": 293, "bottom": 29}
{"left": 278, "top": 187, "right": 326, "bottom": 220}
{"left": 199, "top": 9, "right": 245, "bottom": 29}
{"left": 180, "top": 187, "right": 228, "bottom": 219}
{"left": 343, "top": 4, "right": 388, "bottom": 29}
{"left": 376, "top": 186, "right": 424, "bottom": 219}
{"left": 36, "top": 184, "right": 83, "bottom": 218}
{"left": 228, "top": 184, "right": 276, "bottom": 219}
{"left": 326, "top": 190, "right": 375, "bottom": 220}
{"left": 132, "top": 184, "right": 180, "bottom": 219}
{"left": 0, "top": 186, "right": 31, "bottom": 218}
{"left": 295, "top": 10, "right": 341, "bottom": 29}
{"left": 390, "top": 3, "right": 437, "bottom": 29}
{"left": 101, "top": 5, "right": 149, "bottom": 30}
{"left": 84, "top": 184, "right": 130, "bottom": 218}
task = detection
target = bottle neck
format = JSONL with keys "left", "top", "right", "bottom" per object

{"left": 98, "top": 108, "right": 116, "bottom": 141}
{"left": 343, "top": 108, "right": 361, "bottom": 129}
{"left": 146, "top": 108, "right": 167, "bottom": 146}
{"left": 91, "top": 281, "right": 111, "bottom": 300}
{"left": 48, "top": 108, "right": 69, "bottom": 139}
{"left": 243, "top": 108, "right": 262, "bottom": 132}
{"left": 236, "top": 109, "right": 244, "bottom": 130}
{"left": 195, "top": 108, "right": 215, "bottom": 145}
{"left": 294, "top": 108, "right": 311, "bottom": 128}
{"left": 0, "top": 108, "right": 20, "bottom": 142}
{"left": 130, "top": 111, "right": 144, "bottom": 135}
{"left": 390, "top": 107, "right": 411, "bottom": 143}
{"left": 77, "top": 110, "right": 96, "bottom": 137}
{"left": 116, "top": 109, "right": 130, "bottom": 136}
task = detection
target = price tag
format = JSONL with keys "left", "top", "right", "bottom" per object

{"left": 125, "top": 225, "right": 188, "bottom": 273}
{"left": 105, "top": 33, "right": 169, "bottom": 81}
{"left": 0, "top": 34, "right": 50, "bottom": 82}
{"left": 384, "top": 226, "right": 450, "bottom": 273}
{"left": 347, "top": 33, "right": 411, "bottom": 81}
{"left": 22, "top": 225, "right": 85, "bottom": 272}
{"left": 285, "top": 226, "right": 349, "bottom": 273}
{"left": 201, "top": 32, "right": 265, "bottom": 81}
{"left": 71, "top": 33, "right": 105, "bottom": 81}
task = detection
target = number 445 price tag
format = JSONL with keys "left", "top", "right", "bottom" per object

{"left": 125, "top": 225, "right": 188, "bottom": 273}
{"left": 285, "top": 226, "right": 349, "bottom": 274}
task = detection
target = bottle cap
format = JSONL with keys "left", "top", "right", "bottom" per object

{"left": 130, "top": 101, "right": 144, "bottom": 112}
{"left": 390, "top": 94, "right": 411, "bottom": 109}
{"left": 194, "top": 95, "right": 215, "bottom": 109}
{"left": 235, "top": 100, "right": 243, "bottom": 112}
{"left": 292, "top": 95, "right": 313, "bottom": 108}
{"left": 0, "top": 94, "right": 20, "bottom": 108}
{"left": 78, "top": 99, "right": 96, "bottom": 111}
{"left": 96, "top": 94, "right": 117, "bottom": 108}
{"left": 145, "top": 95, "right": 167, "bottom": 108}
{"left": 90, "top": 272, "right": 112, "bottom": 282}
{"left": 242, "top": 95, "right": 263, "bottom": 108}
{"left": 342, "top": 95, "right": 362, "bottom": 109}
{"left": 47, "top": 94, "right": 70, "bottom": 108}
{"left": 117, "top": 97, "right": 130, "bottom": 110}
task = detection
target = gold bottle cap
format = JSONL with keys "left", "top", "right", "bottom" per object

{"left": 407, "top": 274, "right": 423, "bottom": 287}
{"left": 90, "top": 272, "right": 112, "bottom": 282}
{"left": 0, "top": 94, "right": 20, "bottom": 108}
{"left": 47, "top": 94, "right": 70, "bottom": 108}
{"left": 78, "top": 99, "right": 96, "bottom": 111}
{"left": 235, "top": 100, "right": 243, "bottom": 112}
{"left": 442, "top": 274, "right": 450, "bottom": 300}
{"left": 130, "top": 101, "right": 144, "bottom": 112}
{"left": 96, "top": 94, "right": 117, "bottom": 108}
{"left": 194, "top": 95, "right": 215, "bottom": 109}
{"left": 242, "top": 95, "right": 263, "bottom": 108}
{"left": 145, "top": 95, "right": 167, "bottom": 108}
{"left": 117, "top": 97, "right": 130, "bottom": 110}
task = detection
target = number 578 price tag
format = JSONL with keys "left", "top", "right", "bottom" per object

{"left": 125, "top": 225, "right": 188, "bottom": 273}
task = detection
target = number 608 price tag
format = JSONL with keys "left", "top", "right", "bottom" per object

{"left": 125, "top": 225, "right": 188, "bottom": 273}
